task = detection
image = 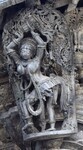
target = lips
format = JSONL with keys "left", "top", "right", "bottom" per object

{"left": 22, "top": 54, "right": 30, "bottom": 59}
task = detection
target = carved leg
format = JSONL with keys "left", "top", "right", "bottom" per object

{"left": 53, "top": 85, "right": 58, "bottom": 105}
{"left": 46, "top": 86, "right": 58, "bottom": 130}
{"left": 47, "top": 97, "right": 55, "bottom": 130}
{"left": 21, "top": 100, "right": 39, "bottom": 134}
{"left": 20, "top": 100, "right": 34, "bottom": 133}
{"left": 39, "top": 101, "right": 46, "bottom": 131}
{"left": 20, "top": 100, "right": 32, "bottom": 124}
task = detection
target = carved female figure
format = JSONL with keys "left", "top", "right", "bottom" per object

{"left": 6, "top": 28, "right": 68, "bottom": 133}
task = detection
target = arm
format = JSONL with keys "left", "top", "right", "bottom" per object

{"left": 7, "top": 22, "right": 31, "bottom": 64}
{"left": 31, "top": 31, "right": 46, "bottom": 60}
{"left": 7, "top": 31, "right": 23, "bottom": 65}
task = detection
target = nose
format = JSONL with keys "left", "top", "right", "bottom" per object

{"left": 21, "top": 49, "right": 30, "bottom": 55}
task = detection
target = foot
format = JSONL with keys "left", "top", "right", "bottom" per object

{"left": 47, "top": 127, "right": 56, "bottom": 131}
{"left": 41, "top": 123, "right": 46, "bottom": 132}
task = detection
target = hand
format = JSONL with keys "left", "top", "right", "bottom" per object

{"left": 22, "top": 23, "right": 29, "bottom": 33}
{"left": 14, "top": 31, "right": 23, "bottom": 39}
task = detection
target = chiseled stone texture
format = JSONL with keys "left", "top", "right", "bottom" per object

{"left": 42, "top": 139, "right": 63, "bottom": 149}
{"left": 0, "top": 0, "right": 24, "bottom": 10}
{"left": 0, "top": 1, "right": 82, "bottom": 150}
{"left": 0, "top": 141, "right": 21, "bottom": 150}
{"left": 0, "top": 82, "right": 14, "bottom": 110}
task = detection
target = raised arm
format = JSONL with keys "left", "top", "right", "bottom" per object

{"left": 31, "top": 31, "right": 46, "bottom": 60}
{"left": 6, "top": 31, "right": 24, "bottom": 65}
{"left": 6, "top": 22, "right": 30, "bottom": 65}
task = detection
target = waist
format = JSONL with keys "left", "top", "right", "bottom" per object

{"left": 38, "top": 77, "right": 61, "bottom": 90}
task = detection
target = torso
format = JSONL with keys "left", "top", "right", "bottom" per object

{"left": 17, "top": 57, "right": 61, "bottom": 90}
{"left": 17, "top": 57, "right": 40, "bottom": 75}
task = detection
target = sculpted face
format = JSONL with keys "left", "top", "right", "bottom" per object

{"left": 20, "top": 44, "right": 33, "bottom": 60}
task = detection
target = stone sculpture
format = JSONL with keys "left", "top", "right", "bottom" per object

{"left": 2, "top": 2, "right": 77, "bottom": 147}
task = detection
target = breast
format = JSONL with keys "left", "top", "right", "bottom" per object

{"left": 26, "top": 58, "right": 40, "bottom": 74}
{"left": 17, "top": 64, "right": 25, "bottom": 75}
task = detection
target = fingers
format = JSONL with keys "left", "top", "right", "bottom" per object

{"left": 14, "top": 31, "right": 23, "bottom": 39}
{"left": 22, "top": 23, "right": 29, "bottom": 32}
{"left": 14, "top": 32, "right": 20, "bottom": 37}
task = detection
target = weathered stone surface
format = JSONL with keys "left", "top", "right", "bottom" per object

{"left": 0, "top": 1, "right": 83, "bottom": 150}
{"left": 54, "top": 0, "right": 70, "bottom": 8}
{"left": 42, "top": 139, "right": 63, "bottom": 149}
{"left": 0, "top": 82, "right": 14, "bottom": 112}
{"left": 0, "top": 0, "right": 24, "bottom": 10}
{"left": 0, "top": 0, "right": 72, "bottom": 11}
{"left": 0, "top": 142, "right": 21, "bottom": 150}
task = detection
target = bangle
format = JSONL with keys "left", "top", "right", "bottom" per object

{"left": 7, "top": 49, "right": 15, "bottom": 54}
{"left": 13, "top": 39, "right": 19, "bottom": 45}
{"left": 37, "top": 45, "right": 46, "bottom": 48}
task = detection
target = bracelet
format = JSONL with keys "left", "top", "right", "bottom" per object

{"left": 13, "top": 39, "right": 19, "bottom": 45}
{"left": 7, "top": 49, "right": 15, "bottom": 54}
{"left": 37, "top": 45, "right": 46, "bottom": 48}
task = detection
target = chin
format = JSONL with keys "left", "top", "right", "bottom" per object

{"left": 22, "top": 56, "right": 30, "bottom": 60}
